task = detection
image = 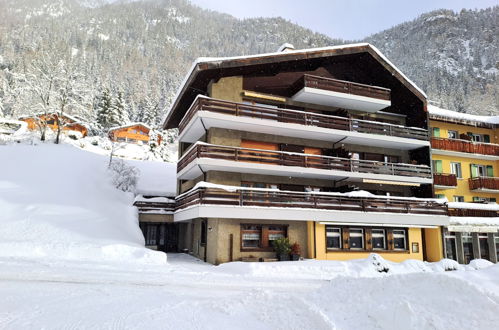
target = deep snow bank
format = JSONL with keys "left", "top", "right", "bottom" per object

{"left": 0, "top": 143, "right": 166, "bottom": 264}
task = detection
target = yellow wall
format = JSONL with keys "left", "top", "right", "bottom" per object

{"left": 309, "top": 222, "right": 424, "bottom": 262}
{"left": 430, "top": 119, "right": 499, "bottom": 202}
{"left": 423, "top": 227, "right": 444, "bottom": 262}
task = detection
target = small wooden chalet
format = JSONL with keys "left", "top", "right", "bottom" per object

{"left": 19, "top": 113, "right": 88, "bottom": 137}
{"left": 108, "top": 123, "right": 160, "bottom": 144}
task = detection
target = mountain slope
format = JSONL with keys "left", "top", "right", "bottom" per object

{"left": 0, "top": 0, "right": 496, "bottom": 125}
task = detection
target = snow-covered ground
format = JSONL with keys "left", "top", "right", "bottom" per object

{"left": 0, "top": 254, "right": 498, "bottom": 329}
{"left": 1, "top": 139, "right": 499, "bottom": 329}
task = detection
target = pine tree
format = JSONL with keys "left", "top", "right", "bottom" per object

{"left": 113, "top": 90, "right": 129, "bottom": 125}
{"left": 142, "top": 96, "right": 159, "bottom": 127}
{"left": 96, "top": 88, "right": 116, "bottom": 132}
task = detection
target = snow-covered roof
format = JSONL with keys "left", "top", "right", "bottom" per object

{"left": 134, "top": 195, "right": 175, "bottom": 204}
{"left": 447, "top": 202, "right": 499, "bottom": 211}
{"left": 428, "top": 105, "right": 499, "bottom": 126}
{"left": 108, "top": 122, "right": 152, "bottom": 133}
{"left": 0, "top": 119, "right": 27, "bottom": 135}
{"left": 162, "top": 43, "right": 427, "bottom": 128}
{"left": 18, "top": 112, "right": 89, "bottom": 128}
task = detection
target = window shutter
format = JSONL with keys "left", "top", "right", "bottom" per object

{"left": 434, "top": 160, "right": 443, "bottom": 174}
{"left": 342, "top": 228, "right": 349, "bottom": 250}
{"left": 470, "top": 164, "right": 479, "bottom": 178}
{"left": 432, "top": 127, "right": 440, "bottom": 137}
{"left": 484, "top": 135, "right": 490, "bottom": 143}
{"left": 486, "top": 165, "right": 494, "bottom": 177}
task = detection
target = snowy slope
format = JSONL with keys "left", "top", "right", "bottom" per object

{"left": 0, "top": 143, "right": 166, "bottom": 264}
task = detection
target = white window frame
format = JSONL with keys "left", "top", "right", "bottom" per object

{"left": 450, "top": 162, "right": 462, "bottom": 178}
{"left": 349, "top": 228, "right": 364, "bottom": 250}
{"left": 326, "top": 227, "right": 342, "bottom": 250}
{"left": 453, "top": 196, "right": 465, "bottom": 202}
{"left": 372, "top": 229, "right": 386, "bottom": 250}
{"left": 447, "top": 130, "right": 458, "bottom": 139}
{"left": 444, "top": 232, "right": 457, "bottom": 260}
{"left": 393, "top": 229, "right": 407, "bottom": 250}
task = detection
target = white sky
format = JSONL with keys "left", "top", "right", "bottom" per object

{"left": 188, "top": 0, "right": 497, "bottom": 40}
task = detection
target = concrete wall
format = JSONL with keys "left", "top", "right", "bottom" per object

{"left": 208, "top": 76, "right": 243, "bottom": 103}
{"left": 138, "top": 213, "right": 173, "bottom": 223}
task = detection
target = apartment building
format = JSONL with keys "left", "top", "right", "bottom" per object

{"left": 429, "top": 106, "right": 499, "bottom": 263}
{"left": 162, "top": 43, "right": 449, "bottom": 265}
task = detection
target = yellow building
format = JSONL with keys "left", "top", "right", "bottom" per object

{"left": 429, "top": 105, "right": 499, "bottom": 264}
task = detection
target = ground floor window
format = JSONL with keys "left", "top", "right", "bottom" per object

{"left": 444, "top": 232, "right": 457, "bottom": 261}
{"left": 325, "top": 226, "right": 408, "bottom": 252}
{"left": 372, "top": 229, "right": 386, "bottom": 250}
{"left": 393, "top": 230, "right": 407, "bottom": 250}
{"left": 241, "top": 224, "right": 287, "bottom": 251}
{"left": 326, "top": 227, "right": 342, "bottom": 249}
{"left": 479, "top": 233, "right": 490, "bottom": 261}
{"left": 462, "top": 233, "right": 474, "bottom": 264}
{"left": 495, "top": 235, "right": 499, "bottom": 261}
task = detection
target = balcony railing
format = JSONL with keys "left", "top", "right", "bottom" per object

{"left": 431, "top": 137, "right": 499, "bottom": 156}
{"left": 176, "top": 187, "right": 447, "bottom": 216}
{"left": 179, "top": 97, "right": 428, "bottom": 140}
{"left": 290, "top": 74, "right": 391, "bottom": 101}
{"left": 433, "top": 173, "right": 458, "bottom": 187}
{"left": 469, "top": 177, "right": 499, "bottom": 191}
{"left": 178, "top": 143, "right": 432, "bottom": 179}
{"left": 448, "top": 207, "right": 498, "bottom": 217}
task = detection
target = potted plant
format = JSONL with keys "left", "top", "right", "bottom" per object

{"left": 290, "top": 242, "right": 301, "bottom": 261}
{"left": 273, "top": 237, "right": 291, "bottom": 261}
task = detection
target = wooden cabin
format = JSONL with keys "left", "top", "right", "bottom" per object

{"left": 108, "top": 123, "right": 160, "bottom": 144}
{"left": 19, "top": 113, "right": 88, "bottom": 137}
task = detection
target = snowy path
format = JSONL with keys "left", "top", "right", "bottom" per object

{"left": 1, "top": 254, "right": 499, "bottom": 330}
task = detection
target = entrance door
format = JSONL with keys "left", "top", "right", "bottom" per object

{"left": 139, "top": 222, "right": 179, "bottom": 253}
{"left": 479, "top": 234, "right": 490, "bottom": 261}
{"left": 462, "top": 233, "right": 474, "bottom": 264}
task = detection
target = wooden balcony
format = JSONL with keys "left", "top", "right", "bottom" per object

{"left": 179, "top": 97, "right": 428, "bottom": 141}
{"left": 176, "top": 187, "right": 448, "bottom": 216}
{"left": 291, "top": 74, "right": 391, "bottom": 101}
{"left": 133, "top": 200, "right": 176, "bottom": 213}
{"left": 177, "top": 143, "right": 432, "bottom": 179}
{"left": 431, "top": 137, "right": 499, "bottom": 157}
{"left": 448, "top": 207, "right": 499, "bottom": 218}
{"left": 433, "top": 173, "right": 457, "bottom": 188}
{"left": 469, "top": 177, "right": 499, "bottom": 191}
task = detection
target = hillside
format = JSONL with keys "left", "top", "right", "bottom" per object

{"left": 0, "top": 142, "right": 167, "bottom": 263}
{"left": 0, "top": 0, "right": 496, "bottom": 129}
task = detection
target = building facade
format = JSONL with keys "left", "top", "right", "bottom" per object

{"left": 429, "top": 106, "right": 499, "bottom": 264}
{"left": 162, "top": 44, "right": 450, "bottom": 264}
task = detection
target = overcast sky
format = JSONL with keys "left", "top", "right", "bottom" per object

{"left": 188, "top": 0, "right": 497, "bottom": 40}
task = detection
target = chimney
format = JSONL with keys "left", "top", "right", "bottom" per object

{"left": 277, "top": 43, "right": 295, "bottom": 52}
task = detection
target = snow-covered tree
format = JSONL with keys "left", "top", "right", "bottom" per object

{"left": 113, "top": 90, "right": 129, "bottom": 125}
{"left": 142, "top": 96, "right": 159, "bottom": 127}
{"left": 96, "top": 88, "right": 117, "bottom": 133}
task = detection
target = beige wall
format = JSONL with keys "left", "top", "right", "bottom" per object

{"left": 138, "top": 213, "right": 173, "bottom": 223}
{"left": 208, "top": 76, "right": 243, "bottom": 102}
{"left": 184, "top": 218, "right": 308, "bottom": 265}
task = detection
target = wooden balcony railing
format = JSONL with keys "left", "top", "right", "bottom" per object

{"left": 176, "top": 187, "right": 447, "bottom": 216}
{"left": 290, "top": 74, "right": 391, "bottom": 101}
{"left": 177, "top": 143, "right": 432, "bottom": 179}
{"left": 469, "top": 177, "right": 499, "bottom": 191}
{"left": 179, "top": 97, "right": 428, "bottom": 140}
{"left": 433, "top": 173, "right": 458, "bottom": 187}
{"left": 448, "top": 207, "right": 499, "bottom": 217}
{"left": 431, "top": 137, "right": 499, "bottom": 156}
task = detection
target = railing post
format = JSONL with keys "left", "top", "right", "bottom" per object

{"left": 239, "top": 191, "right": 243, "bottom": 206}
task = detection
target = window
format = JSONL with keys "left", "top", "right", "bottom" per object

{"left": 393, "top": 230, "right": 407, "bottom": 250}
{"left": 349, "top": 228, "right": 364, "bottom": 250}
{"left": 479, "top": 233, "right": 490, "bottom": 261}
{"left": 435, "top": 194, "right": 445, "bottom": 199}
{"left": 241, "top": 225, "right": 261, "bottom": 248}
{"left": 447, "top": 130, "right": 458, "bottom": 139}
{"left": 444, "top": 231, "right": 457, "bottom": 261}
{"left": 471, "top": 165, "right": 494, "bottom": 178}
{"left": 471, "top": 134, "right": 483, "bottom": 142}
{"left": 453, "top": 196, "right": 465, "bottom": 202}
{"left": 495, "top": 235, "right": 499, "bottom": 261}
{"left": 462, "top": 233, "right": 474, "bottom": 264}
{"left": 268, "top": 225, "right": 286, "bottom": 243}
{"left": 372, "top": 229, "right": 386, "bottom": 250}
{"left": 450, "top": 162, "right": 462, "bottom": 178}
{"left": 241, "top": 224, "right": 287, "bottom": 250}
{"left": 326, "top": 227, "right": 342, "bottom": 249}
{"left": 432, "top": 127, "right": 440, "bottom": 137}
{"left": 432, "top": 160, "right": 443, "bottom": 174}
{"left": 46, "top": 119, "right": 55, "bottom": 125}
{"left": 200, "top": 220, "right": 207, "bottom": 245}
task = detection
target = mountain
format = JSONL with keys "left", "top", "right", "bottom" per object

{"left": 0, "top": 0, "right": 496, "bottom": 129}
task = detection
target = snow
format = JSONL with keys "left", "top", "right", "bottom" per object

{"left": 127, "top": 159, "right": 176, "bottom": 196}
{"left": 449, "top": 216, "right": 499, "bottom": 227}
{"left": 0, "top": 143, "right": 166, "bottom": 264}
{"left": 428, "top": 104, "right": 499, "bottom": 125}
{"left": 134, "top": 195, "right": 175, "bottom": 203}
{"left": 108, "top": 122, "right": 152, "bottom": 132}
{"left": 448, "top": 201, "right": 499, "bottom": 211}
{"left": 0, "top": 253, "right": 498, "bottom": 329}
